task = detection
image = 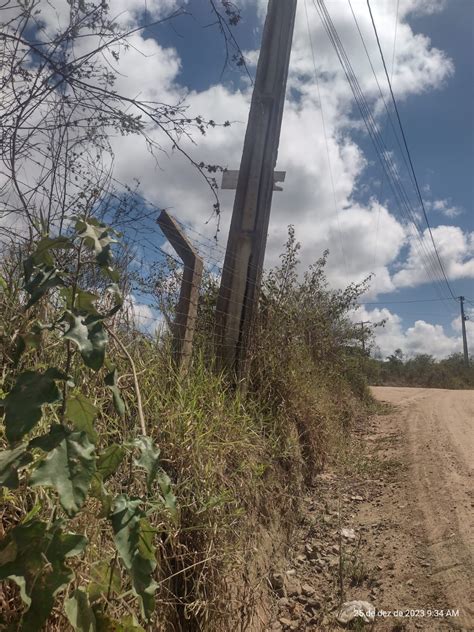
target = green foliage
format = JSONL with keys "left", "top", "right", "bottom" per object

{"left": 368, "top": 352, "right": 474, "bottom": 389}
{"left": 0, "top": 222, "right": 170, "bottom": 629}
{"left": 105, "top": 368, "right": 126, "bottom": 416}
{"left": 65, "top": 588, "right": 97, "bottom": 632}
{"left": 0, "top": 519, "right": 87, "bottom": 631}
{"left": 3, "top": 368, "right": 66, "bottom": 443}
{"left": 30, "top": 430, "right": 96, "bottom": 516}
{"left": 66, "top": 393, "right": 99, "bottom": 442}
{"left": 64, "top": 313, "right": 108, "bottom": 371}
{"left": 110, "top": 495, "right": 158, "bottom": 620}
{"left": 0, "top": 445, "right": 33, "bottom": 488}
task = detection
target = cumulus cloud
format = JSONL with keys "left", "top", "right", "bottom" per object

{"left": 104, "top": 0, "right": 465, "bottom": 299}
{"left": 393, "top": 226, "right": 474, "bottom": 288}
{"left": 427, "top": 198, "right": 462, "bottom": 218}
{"left": 353, "top": 304, "right": 472, "bottom": 359}
{"left": 3, "top": 0, "right": 471, "bottom": 358}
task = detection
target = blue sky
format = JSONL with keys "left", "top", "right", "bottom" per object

{"left": 106, "top": 0, "right": 474, "bottom": 358}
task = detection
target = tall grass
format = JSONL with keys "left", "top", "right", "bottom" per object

{"left": 0, "top": 228, "right": 374, "bottom": 631}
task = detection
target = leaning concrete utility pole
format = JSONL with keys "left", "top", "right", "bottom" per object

{"left": 459, "top": 296, "right": 469, "bottom": 367}
{"left": 216, "top": 0, "right": 297, "bottom": 374}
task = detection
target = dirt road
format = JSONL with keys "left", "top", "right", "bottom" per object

{"left": 266, "top": 387, "right": 473, "bottom": 632}
{"left": 372, "top": 387, "right": 474, "bottom": 630}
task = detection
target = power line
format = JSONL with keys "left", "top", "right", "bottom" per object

{"left": 366, "top": 0, "right": 457, "bottom": 300}
{"left": 314, "top": 0, "right": 453, "bottom": 309}
{"left": 358, "top": 297, "right": 459, "bottom": 305}
{"left": 303, "top": 0, "right": 349, "bottom": 275}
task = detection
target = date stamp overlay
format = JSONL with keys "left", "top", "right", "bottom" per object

{"left": 355, "top": 607, "right": 461, "bottom": 619}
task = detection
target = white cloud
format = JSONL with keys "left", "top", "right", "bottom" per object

{"left": 353, "top": 304, "right": 472, "bottom": 359}
{"left": 427, "top": 198, "right": 462, "bottom": 218}
{"left": 127, "top": 295, "right": 165, "bottom": 336}
{"left": 393, "top": 226, "right": 474, "bottom": 288}
{"left": 2, "top": 0, "right": 471, "bottom": 358}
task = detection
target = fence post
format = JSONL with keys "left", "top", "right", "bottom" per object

{"left": 157, "top": 210, "right": 203, "bottom": 372}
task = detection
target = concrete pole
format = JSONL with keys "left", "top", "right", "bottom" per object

{"left": 459, "top": 296, "right": 469, "bottom": 367}
{"left": 157, "top": 210, "right": 203, "bottom": 373}
{"left": 216, "top": 0, "right": 297, "bottom": 374}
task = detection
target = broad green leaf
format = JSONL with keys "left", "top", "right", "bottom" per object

{"left": 61, "top": 287, "right": 99, "bottom": 314}
{"left": 0, "top": 445, "right": 32, "bottom": 488}
{"left": 13, "top": 323, "right": 42, "bottom": 365}
{"left": 66, "top": 393, "right": 98, "bottom": 442}
{"left": 29, "top": 424, "right": 68, "bottom": 452}
{"left": 23, "top": 236, "right": 72, "bottom": 309}
{"left": 64, "top": 313, "right": 107, "bottom": 371}
{"left": 96, "top": 444, "right": 126, "bottom": 480}
{"left": 106, "top": 284, "right": 123, "bottom": 317}
{"left": 90, "top": 476, "right": 113, "bottom": 518}
{"left": 90, "top": 445, "right": 125, "bottom": 517}
{"left": 0, "top": 275, "right": 7, "bottom": 291}
{"left": 30, "top": 431, "right": 96, "bottom": 516}
{"left": 94, "top": 610, "right": 145, "bottom": 632}
{"left": 24, "top": 263, "right": 64, "bottom": 308}
{"left": 76, "top": 219, "right": 119, "bottom": 282}
{"left": 88, "top": 560, "right": 121, "bottom": 603}
{"left": 156, "top": 469, "right": 178, "bottom": 525}
{"left": 3, "top": 368, "right": 65, "bottom": 443}
{"left": 0, "top": 520, "right": 87, "bottom": 632}
{"left": 105, "top": 369, "right": 125, "bottom": 417}
{"left": 110, "top": 495, "right": 157, "bottom": 620}
{"left": 133, "top": 437, "right": 160, "bottom": 492}
{"left": 65, "top": 588, "right": 97, "bottom": 632}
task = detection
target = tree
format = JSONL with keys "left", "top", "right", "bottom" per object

{"left": 0, "top": 0, "right": 244, "bottom": 244}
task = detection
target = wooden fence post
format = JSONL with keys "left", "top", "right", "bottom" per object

{"left": 157, "top": 210, "right": 203, "bottom": 372}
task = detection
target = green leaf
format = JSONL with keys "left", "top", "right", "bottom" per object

{"left": 30, "top": 431, "right": 96, "bottom": 516}
{"left": 64, "top": 313, "right": 107, "bottom": 371}
{"left": 89, "top": 476, "right": 113, "bottom": 518}
{"left": 76, "top": 219, "right": 119, "bottom": 282}
{"left": 66, "top": 393, "right": 98, "bottom": 443}
{"left": 3, "top": 368, "right": 66, "bottom": 443}
{"left": 88, "top": 560, "right": 121, "bottom": 603}
{"left": 94, "top": 610, "right": 145, "bottom": 632}
{"left": 0, "top": 520, "right": 87, "bottom": 632}
{"left": 28, "top": 424, "right": 68, "bottom": 452}
{"left": 13, "top": 323, "right": 43, "bottom": 365}
{"left": 106, "top": 284, "right": 123, "bottom": 317}
{"left": 61, "top": 287, "right": 99, "bottom": 314}
{"left": 133, "top": 437, "right": 160, "bottom": 492}
{"left": 105, "top": 368, "right": 125, "bottom": 417}
{"left": 23, "top": 237, "right": 72, "bottom": 309}
{"left": 65, "top": 588, "right": 97, "bottom": 632}
{"left": 110, "top": 495, "right": 157, "bottom": 620}
{"left": 96, "top": 444, "right": 126, "bottom": 481}
{"left": 0, "top": 445, "right": 32, "bottom": 488}
{"left": 156, "top": 469, "right": 178, "bottom": 525}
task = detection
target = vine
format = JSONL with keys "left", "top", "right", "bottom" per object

{"left": 0, "top": 219, "right": 176, "bottom": 631}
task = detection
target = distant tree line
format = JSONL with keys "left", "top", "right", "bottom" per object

{"left": 365, "top": 349, "right": 474, "bottom": 390}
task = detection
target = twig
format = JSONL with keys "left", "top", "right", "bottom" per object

{"left": 106, "top": 326, "right": 147, "bottom": 436}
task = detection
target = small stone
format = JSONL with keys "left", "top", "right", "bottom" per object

{"left": 406, "top": 578, "right": 414, "bottom": 586}
{"left": 302, "top": 583, "right": 315, "bottom": 596}
{"left": 286, "top": 577, "right": 302, "bottom": 597}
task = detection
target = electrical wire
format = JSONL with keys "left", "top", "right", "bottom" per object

{"left": 314, "top": 0, "right": 455, "bottom": 312}
{"left": 303, "top": 0, "right": 349, "bottom": 275}
{"left": 366, "top": 0, "right": 457, "bottom": 300}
